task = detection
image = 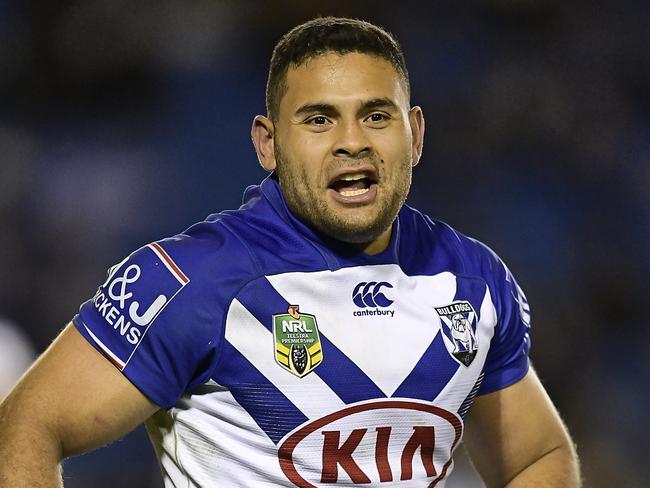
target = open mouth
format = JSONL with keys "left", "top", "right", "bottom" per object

{"left": 328, "top": 171, "right": 378, "bottom": 198}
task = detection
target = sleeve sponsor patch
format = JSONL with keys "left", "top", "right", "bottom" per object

{"left": 84, "top": 242, "right": 189, "bottom": 370}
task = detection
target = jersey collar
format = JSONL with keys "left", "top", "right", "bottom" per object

{"left": 255, "top": 172, "right": 401, "bottom": 268}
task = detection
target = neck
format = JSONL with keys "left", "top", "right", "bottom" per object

{"left": 351, "top": 225, "right": 393, "bottom": 255}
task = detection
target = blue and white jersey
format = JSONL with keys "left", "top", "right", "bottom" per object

{"left": 73, "top": 174, "right": 531, "bottom": 487}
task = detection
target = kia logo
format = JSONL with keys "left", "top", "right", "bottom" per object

{"left": 352, "top": 282, "right": 394, "bottom": 308}
{"left": 278, "top": 399, "right": 462, "bottom": 487}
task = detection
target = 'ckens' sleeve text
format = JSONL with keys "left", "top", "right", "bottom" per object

{"left": 73, "top": 239, "right": 219, "bottom": 409}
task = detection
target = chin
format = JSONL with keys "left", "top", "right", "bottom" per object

{"left": 317, "top": 216, "right": 392, "bottom": 245}
{"left": 289, "top": 196, "right": 399, "bottom": 245}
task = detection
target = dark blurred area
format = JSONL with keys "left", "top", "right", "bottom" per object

{"left": 1, "top": 1, "right": 648, "bottom": 486}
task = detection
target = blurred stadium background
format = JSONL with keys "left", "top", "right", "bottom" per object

{"left": 1, "top": 1, "right": 648, "bottom": 486}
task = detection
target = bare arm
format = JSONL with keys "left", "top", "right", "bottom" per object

{"left": 464, "top": 367, "right": 581, "bottom": 487}
{"left": 0, "top": 323, "right": 159, "bottom": 487}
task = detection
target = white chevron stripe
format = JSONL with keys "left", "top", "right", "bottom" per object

{"left": 225, "top": 299, "right": 346, "bottom": 419}
{"left": 148, "top": 382, "right": 289, "bottom": 487}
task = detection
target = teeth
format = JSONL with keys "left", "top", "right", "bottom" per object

{"left": 339, "top": 173, "right": 366, "bottom": 181}
{"left": 340, "top": 187, "right": 369, "bottom": 197}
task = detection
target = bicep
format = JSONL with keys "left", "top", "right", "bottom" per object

{"left": 463, "top": 367, "right": 573, "bottom": 487}
{"left": 4, "top": 323, "right": 159, "bottom": 458}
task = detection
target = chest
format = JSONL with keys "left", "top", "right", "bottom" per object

{"left": 218, "top": 265, "right": 496, "bottom": 405}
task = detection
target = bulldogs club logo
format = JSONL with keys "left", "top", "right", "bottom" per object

{"left": 434, "top": 301, "right": 479, "bottom": 366}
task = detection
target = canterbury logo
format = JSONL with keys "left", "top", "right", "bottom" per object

{"left": 352, "top": 281, "right": 394, "bottom": 308}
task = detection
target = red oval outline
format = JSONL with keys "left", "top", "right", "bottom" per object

{"left": 278, "top": 400, "right": 463, "bottom": 488}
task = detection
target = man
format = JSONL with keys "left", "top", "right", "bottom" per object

{"left": 0, "top": 17, "right": 580, "bottom": 487}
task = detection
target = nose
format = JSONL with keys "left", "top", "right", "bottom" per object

{"left": 332, "top": 118, "right": 371, "bottom": 158}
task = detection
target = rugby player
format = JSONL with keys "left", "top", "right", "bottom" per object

{"left": 0, "top": 17, "right": 581, "bottom": 487}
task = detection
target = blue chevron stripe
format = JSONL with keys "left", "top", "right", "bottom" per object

{"left": 392, "top": 331, "right": 460, "bottom": 400}
{"left": 211, "top": 340, "right": 308, "bottom": 444}
{"left": 236, "top": 277, "right": 386, "bottom": 404}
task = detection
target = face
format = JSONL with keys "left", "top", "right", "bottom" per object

{"left": 255, "top": 52, "right": 424, "bottom": 253}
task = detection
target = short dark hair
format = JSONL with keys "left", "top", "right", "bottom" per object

{"left": 266, "top": 17, "right": 410, "bottom": 121}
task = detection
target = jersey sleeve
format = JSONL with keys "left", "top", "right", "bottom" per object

{"left": 475, "top": 244, "right": 532, "bottom": 395}
{"left": 72, "top": 239, "right": 219, "bottom": 409}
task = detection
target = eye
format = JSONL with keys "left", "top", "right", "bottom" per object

{"left": 366, "top": 112, "right": 390, "bottom": 125}
{"left": 307, "top": 115, "right": 329, "bottom": 125}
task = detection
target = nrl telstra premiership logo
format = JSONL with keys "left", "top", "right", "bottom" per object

{"left": 273, "top": 305, "right": 323, "bottom": 377}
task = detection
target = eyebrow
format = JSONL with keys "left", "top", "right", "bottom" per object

{"left": 362, "top": 97, "right": 399, "bottom": 112}
{"left": 293, "top": 97, "right": 400, "bottom": 118}
{"left": 294, "top": 103, "right": 337, "bottom": 118}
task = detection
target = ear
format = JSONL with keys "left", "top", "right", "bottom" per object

{"left": 251, "top": 115, "right": 276, "bottom": 171}
{"left": 408, "top": 106, "right": 425, "bottom": 167}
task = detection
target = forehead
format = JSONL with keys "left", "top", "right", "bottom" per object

{"left": 280, "top": 52, "right": 408, "bottom": 114}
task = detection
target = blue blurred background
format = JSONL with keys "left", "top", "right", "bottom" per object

{"left": 1, "top": 1, "right": 648, "bottom": 486}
